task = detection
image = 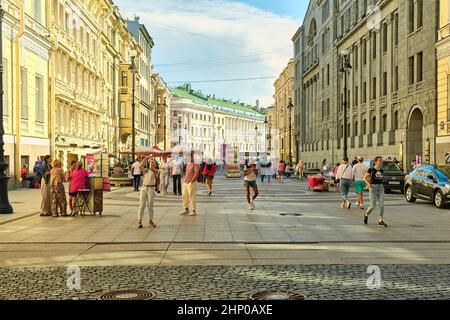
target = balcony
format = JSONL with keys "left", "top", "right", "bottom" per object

{"left": 380, "top": 96, "right": 387, "bottom": 107}
{"left": 370, "top": 100, "right": 376, "bottom": 111}
{"left": 392, "top": 92, "right": 398, "bottom": 102}
{"left": 389, "top": 130, "right": 396, "bottom": 145}
{"left": 377, "top": 132, "right": 384, "bottom": 146}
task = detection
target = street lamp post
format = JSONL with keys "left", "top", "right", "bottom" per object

{"left": 254, "top": 125, "right": 258, "bottom": 156}
{"left": 340, "top": 49, "right": 352, "bottom": 160}
{"left": 287, "top": 98, "right": 294, "bottom": 167}
{"left": 163, "top": 97, "right": 167, "bottom": 150}
{"left": 0, "top": 6, "right": 13, "bottom": 214}
{"left": 129, "top": 50, "right": 138, "bottom": 162}
{"left": 178, "top": 114, "right": 182, "bottom": 144}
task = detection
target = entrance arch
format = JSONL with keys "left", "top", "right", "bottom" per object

{"left": 406, "top": 107, "right": 424, "bottom": 171}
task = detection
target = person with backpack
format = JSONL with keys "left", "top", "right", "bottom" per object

{"left": 203, "top": 158, "right": 217, "bottom": 196}
{"left": 364, "top": 156, "right": 388, "bottom": 227}
{"left": 39, "top": 155, "right": 53, "bottom": 216}
{"left": 336, "top": 157, "right": 352, "bottom": 209}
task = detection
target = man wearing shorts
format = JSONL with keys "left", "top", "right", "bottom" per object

{"left": 244, "top": 159, "right": 259, "bottom": 210}
{"left": 352, "top": 156, "right": 367, "bottom": 210}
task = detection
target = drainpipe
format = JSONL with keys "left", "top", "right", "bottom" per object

{"left": 46, "top": 0, "right": 55, "bottom": 159}
{"left": 14, "top": 1, "right": 24, "bottom": 183}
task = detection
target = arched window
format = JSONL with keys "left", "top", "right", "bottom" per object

{"left": 309, "top": 19, "right": 317, "bottom": 44}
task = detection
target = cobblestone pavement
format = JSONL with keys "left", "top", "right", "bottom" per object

{"left": 0, "top": 265, "right": 449, "bottom": 300}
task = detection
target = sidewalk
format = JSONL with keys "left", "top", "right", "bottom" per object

{"left": 0, "top": 188, "right": 42, "bottom": 225}
{"left": 0, "top": 184, "right": 123, "bottom": 225}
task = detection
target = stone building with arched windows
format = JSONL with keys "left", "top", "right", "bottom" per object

{"left": 292, "top": 0, "right": 437, "bottom": 171}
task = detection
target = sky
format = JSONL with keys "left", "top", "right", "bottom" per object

{"left": 114, "top": 0, "right": 308, "bottom": 108}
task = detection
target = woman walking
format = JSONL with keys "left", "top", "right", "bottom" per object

{"left": 39, "top": 155, "right": 53, "bottom": 216}
{"left": 336, "top": 157, "right": 352, "bottom": 209}
{"left": 277, "top": 160, "right": 286, "bottom": 183}
{"left": 364, "top": 156, "right": 388, "bottom": 227}
{"left": 138, "top": 156, "right": 158, "bottom": 228}
{"left": 159, "top": 157, "right": 171, "bottom": 195}
{"left": 244, "top": 159, "right": 259, "bottom": 210}
{"left": 69, "top": 161, "right": 89, "bottom": 214}
{"left": 203, "top": 159, "right": 217, "bottom": 196}
{"left": 50, "top": 160, "right": 68, "bottom": 217}
{"left": 66, "top": 160, "right": 77, "bottom": 214}
{"left": 297, "top": 160, "right": 304, "bottom": 180}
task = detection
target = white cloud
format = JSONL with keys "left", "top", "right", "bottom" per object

{"left": 115, "top": 0, "right": 299, "bottom": 107}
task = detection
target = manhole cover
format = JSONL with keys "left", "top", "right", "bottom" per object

{"left": 279, "top": 213, "right": 302, "bottom": 217}
{"left": 98, "top": 289, "right": 155, "bottom": 300}
{"left": 249, "top": 291, "right": 306, "bottom": 300}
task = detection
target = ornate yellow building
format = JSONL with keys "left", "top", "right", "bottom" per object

{"left": 152, "top": 73, "right": 171, "bottom": 150}
{"left": 2, "top": 0, "right": 51, "bottom": 187}
{"left": 50, "top": 0, "right": 138, "bottom": 166}
{"left": 436, "top": 0, "right": 450, "bottom": 163}
{"left": 273, "top": 59, "right": 295, "bottom": 163}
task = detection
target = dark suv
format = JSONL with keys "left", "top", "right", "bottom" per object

{"left": 405, "top": 165, "right": 450, "bottom": 209}
{"left": 363, "top": 160, "right": 405, "bottom": 193}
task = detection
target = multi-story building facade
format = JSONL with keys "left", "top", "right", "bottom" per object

{"left": 436, "top": 0, "right": 450, "bottom": 164}
{"left": 152, "top": 73, "right": 172, "bottom": 150}
{"left": 294, "top": 0, "right": 437, "bottom": 171}
{"left": 273, "top": 59, "right": 295, "bottom": 163}
{"left": 170, "top": 84, "right": 266, "bottom": 160}
{"left": 126, "top": 16, "right": 154, "bottom": 148}
{"left": 2, "top": 0, "right": 51, "bottom": 187}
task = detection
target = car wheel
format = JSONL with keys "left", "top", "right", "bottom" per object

{"left": 405, "top": 186, "right": 416, "bottom": 203}
{"left": 434, "top": 190, "right": 446, "bottom": 209}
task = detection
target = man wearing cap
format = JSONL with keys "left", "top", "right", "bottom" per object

{"left": 352, "top": 156, "right": 367, "bottom": 210}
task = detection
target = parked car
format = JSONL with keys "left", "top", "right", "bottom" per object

{"left": 405, "top": 165, "right": 450, "bottom": 209}
{"left": 362, "top": 160, "right": 405, "bottom": 193}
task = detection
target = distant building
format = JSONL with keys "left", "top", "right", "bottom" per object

{"left": 170, "top": 84, "right": 266, "bottom": 160}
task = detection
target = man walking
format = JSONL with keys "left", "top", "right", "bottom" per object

{"left": 244, "top": 159, "right": 259, "bottom": 210}
{"left": 180, "top": 152, "right": 200, "bottom": 216}
{"left": 171, "top": 156, "right": 183, "bottom": 196}
{"left": 131, "top": 158, "right": 142, "bottom": 192}
{"left": 352, "top": 156, "right": 367, "bottom": 209}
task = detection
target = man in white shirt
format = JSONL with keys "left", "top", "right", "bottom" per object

{"left": 336, "top": 157, "right": 352, "bottom": 209}
{"left": 352, "top": 156, "right": 368, "bottom": 209}
{"left": 171, "top": 157, "right": 182, "bottom": 196}
{"left": 131, "top": 159, "right": 142, "bottom": 192}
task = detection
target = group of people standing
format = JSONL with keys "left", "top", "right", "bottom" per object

{"left": 134, "top": 153, "right": 218, "bottom": 229}
{"left": 40, "top": 156, "right": 90, "bottom": 217}
{"left": 334, "top": 156, "right": 387, "bottom": 228}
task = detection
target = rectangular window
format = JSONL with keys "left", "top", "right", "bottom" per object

{"left": 371, "top": 32, "right": 377, "bottom": 59}
{"left": 120, "top": 101, "right": 126, "bottom": 118}
{"left": 372, "top": 77, "right": 377, "bottom": 100}
{"left": 409, "top": 56, "right": 415, "bottom": 85}
{"left": 382, "top": 23, "right": 388, "bottom": 53}
{"left": 394, "top": 13, "right": 399, "bottom": 46}
{"left": 408, "top": 0, "right": 415, "bottom": 34}
{"left": 383, "top": 72, "right": 388, "bottom": 96}
{"left": 327, "top": 64, "right": 330, "bottom": 85}
{"left": 382, "top": 114, "right": 387, "bottom": 132}
{"left": 417, "top": 0, "right": 423, "bottom": 29}
{"left": 354, "top": 46, "right": 359, "bottom": 70}
{"left": 394, "top": 66, "right": 399, "bottom": 92}
{"left": 35, "top": 76, "right": 44, "bottom": 123}
{"left": 20, "top": 68, "right": 28, "bottom": 119}
{"left": 121, "top": 71, "right": 128, "bottom": 87}
{"left": 362, "top": 39, "right": 367, "bottom": 65}
{"left": 417, "top": 51, "right": 423, "bottom": 82}
{"left": 354, "top": 86, "right": 359, "bottom": 106}
{"left": 33, "top": 0, "right": 42, "bottom": 23}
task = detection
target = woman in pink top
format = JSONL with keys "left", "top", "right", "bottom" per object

{"left": 69, "top": 161, "right": 89, "bottom": 214}
{"left": 277, "top": 160, "right": 286, "bottom": 183}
